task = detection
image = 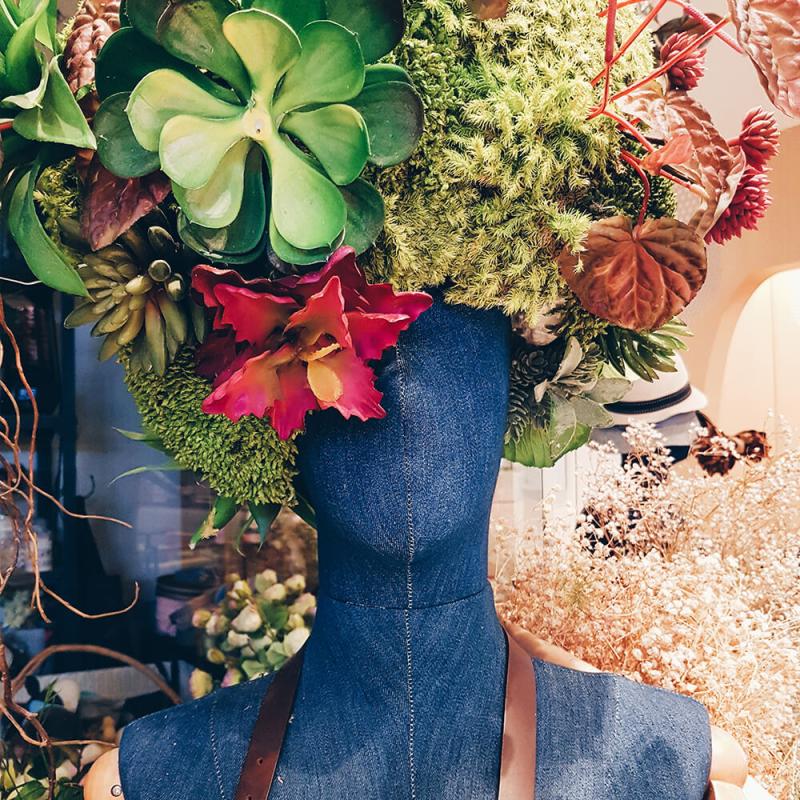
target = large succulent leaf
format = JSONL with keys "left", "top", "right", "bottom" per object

{"left": 173, "top": 138, "right": 251, "bottom": 227}
{"left": 156, "top": 0, "right": 250, "bottom": 99}
{"left": 80, "top": 157, "right": 171, "bottom": 250}
{"left": 325, "top": 0, "right": 404, "bottom": 63}
{"left": 349, "top": 79, "right": 424, "bottom": 166}
{"left": 95, "top": 92, "right": 160, "bottom": 178}
{"left": 268, "top": 215, "right": 345, "bottom": 265}
{"left": 272, "top": 20, "right": 364, "bottom": 116}
{"left": 727, "top": 0, "right": 800, "bottom": 117}
{"left": 125, "top": 0, "right": 169, "bottom": 42}
{"left": 281, "top": 104, "right": 369, "bottom": 185}
{"left": 13, "top": 58, "right": 97, "bottom": 149}
{"left": 7, "top": 159, "right": 88, "bottom": 296}
{"left": 558, "top": 216, "right": 707, "bottom": 332}
{"left": 5, "top": 0, "right": 46, "bottom": 93}
{"left": 95, "top": 27, "right": 237, "bottom": 102}
{"left": 222, "top": 9, "right": 300, "bottom": 100}
{"left": 127, "top": 68, "right": 243, "bottom": 152}
{"left": 264, "top": 135, "right": 346, "bottom": 250}
{"left": 178, "top": 144, "right": 267, "bottom": 257}
{"left": 159, "top": 113, "right": 245, "bottom": 189}
{"left": 247, "top": 0, "right": 325, "bottom": 32}
{"left": 340, "top": 178, "right": 385, "bottom": 255}
{"left": 364, "top": 63, "right": 411, "bottom": 86}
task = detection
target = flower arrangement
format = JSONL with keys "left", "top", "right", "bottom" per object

{"left": 188, "top": 569, "right": 316, "bottom": 699}
{"left": 495, "top": 423, "right": 800, "bottom": 798}
{"left": 0, "top": 0, "right": 797, "bottom": 522}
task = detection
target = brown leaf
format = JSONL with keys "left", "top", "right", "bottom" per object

{"left": 618, "top": 85, "right": 747, "bottom": 237}
{"left": 64, "top": 0, "right": 122, "bottom": 94}
{"left": 727, "top": 0, "right": 800, "bottom": 117}
{"left": 468, "top": 0, "right": 508, "bottom": 20}
{"left": 640, "top": 133, "right": 694, "bottom": 175}
{"left": 558, "top": 216, "right": 707, "bottom": 331}
{"left": 81, "top": 157, "right": 171, "bottom": 250}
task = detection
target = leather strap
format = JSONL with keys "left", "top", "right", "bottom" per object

{"left": 234, "top": 627, "right": 537, "bottom": 800}
{"left": 234, "top": 653, "right": 303, "bottom": 800}
{"left": 499, "top": 630, "right": 537, "bottom": 800}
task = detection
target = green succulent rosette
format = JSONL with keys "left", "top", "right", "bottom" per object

{"left": 92, "top": 0, "right": 424, "bottom": 266}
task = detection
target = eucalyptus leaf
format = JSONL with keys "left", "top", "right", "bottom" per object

{"left": 95, "top": 92, "right": 161, "bottom": 178}
{"left": 349, "top": 80, "right": 424, "bottom": 166}
{"left": 570, "top": 395, "right": 614, "bottom": 428}
{"left": 586, "top": 376, "right": 631, "bottom": 404}
{"left": 8, "top": 161, "right": 88, "bottom": 296}
{"left": 156, "top": 0, "right": 250, "bottom": 99}
{"left": 340, "top": 178, "right": 385, "bottom": 254}
{"left": 325, "top": 0, "right": 405, "bottom": 63}
{"left": 13, "top": 58, "right": 96, "bottom": 149}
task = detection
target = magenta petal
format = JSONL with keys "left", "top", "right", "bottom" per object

{"left": 317, "top": 349, "right": 385, "bottom": 422}
{"left": 213, "top": 284, "right": 298, "bottom": 344}
{"left": 285, "top": 276, "right": 352, "bottom": 349}
{"left": 346, "top": 312, "right": 413, "bottom": 361}
{"left": 279, "top": 247, "right": 362, "bottom": 302}
{"left": 201, "top": 345, "right": 317, "bottom": 438}
{"left": 195, "top": 329, "right": 239, "bottom": 381}
{"left": 360, "top": 283, "right": 433, "bottom": 319}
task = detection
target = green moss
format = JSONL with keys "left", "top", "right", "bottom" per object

{"left": 35, "top": 159, "right": 81, "bottom": 238}
{"left": 124, "top": 348, "right": 298, "bottom": 506}
{"left": 364, "top": 0, "right": 661, "bottom": 319}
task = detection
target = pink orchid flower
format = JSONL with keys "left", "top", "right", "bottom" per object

{"left": 192, "top": 248, "right": 432, "bottom": 438}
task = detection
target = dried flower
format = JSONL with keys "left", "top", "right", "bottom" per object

{"left": 660, "top": 32, "right": 707, "bottom": 90}
{"left": 706, "top": 166, "right": 771, "bottom": 244}
{"left": 495, "top": 422, "right": 800, "bottom": 798}
{"left": 737, "top": 107, "right": 780, "bottom": 169}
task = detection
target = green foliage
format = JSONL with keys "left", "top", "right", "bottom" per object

{"left": 600, "top": 318, "right": 691, "bottom": 381}
{"left": 124, "top": 347, "right": 298, "bottom": 505}
{"left": 364, "top": 0, "right": 660, "bottom": 319}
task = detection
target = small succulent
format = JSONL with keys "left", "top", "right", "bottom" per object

{"left": 62, "top": 211, "right": 206, "bottom": 374}
{"left": 505, "top": 338, "right": 629, "bottom": 468}
{"left": 600, "top": 319, "right": 690, "bottom": 382}
{"left": 93, "top": 0, "right": 423, "bottom": 265}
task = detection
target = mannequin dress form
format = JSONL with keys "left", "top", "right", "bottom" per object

{"left": 118, "top": 298, "right": 712, "bottom": 799}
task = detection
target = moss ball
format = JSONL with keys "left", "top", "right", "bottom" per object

{"left": 365, "top": 0, "right": 664, "bottom": 319}
{"left": 124, "top": 349, "right": 298, "bottom": 505}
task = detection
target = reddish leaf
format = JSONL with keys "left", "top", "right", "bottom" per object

{"left": 727, "top": 0, "right": 800, "bottom": 117}
{"left": 64, "top": 0, "right": 122, "bottom": 94}
{"left": 640, "top": 133, "right": 694, "bottom": 175}
{"left": 618, "top": 86, "right": 747, "bottom": 237}
{"left": 468, "top": 0, "right": 508, "bottom": 19}
{"left": 558, "top": 216, "right": 707, "bottom": 331}
{"left": 80, "top": 157, "right": 170, "bottom": 250}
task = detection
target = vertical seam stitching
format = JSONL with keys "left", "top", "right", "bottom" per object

{"left": 397, "top": 342, "right": 417, "bottom": 800}
{"left": 209, "top": 693, "right": 228, "bottom": 800}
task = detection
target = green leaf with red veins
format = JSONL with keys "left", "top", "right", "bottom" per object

{"left": 726, "top": 0, "right": 800, "bottom": 117}
{"left": 558, "top": 216, "right": 707, "bottom": 332}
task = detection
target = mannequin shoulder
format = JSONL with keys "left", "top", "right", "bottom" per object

{"left": 508, "top": 625, "right": 748, "bottom": 792}
{"left": 86, "top": 675, "right": 273, "bottom": 800}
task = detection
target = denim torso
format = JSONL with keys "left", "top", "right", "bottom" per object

{"left": 120, "top": 299, "right": 711, "bottom": 799}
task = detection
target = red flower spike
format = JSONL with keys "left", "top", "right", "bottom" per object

{"left": 660, "top": 32, "right": 707, "bottom": 90}
{"left": 706, "top": 166, "right": 771, "bottom": 245}
{"left": 737, "top": 107, "right": 780, "bottom": 169}
{"left": 191, "top": 247, "right": 432, "bottom": 436}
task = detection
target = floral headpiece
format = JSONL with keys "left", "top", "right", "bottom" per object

{"left": 0, "top": 0, "right": 796, "bottom": 535}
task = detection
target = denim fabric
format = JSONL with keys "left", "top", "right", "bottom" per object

{"left": 120, "top": 297, "right": 711, "bottom": 799}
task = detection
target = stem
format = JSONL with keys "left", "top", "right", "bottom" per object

{"left": 607, "top": 17, "right": 729, "bottom": 107}
{"left": 620, "top": 149, "right": 651, "bottom": 226}
{"left": 599, "top": 0, "right": 743, "bottom": 54}
{"left": 601, "top": 108, "right": 655, "bottom": 152}
{"left": 592, "top": 0, "right": 668, "bottom": 86}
